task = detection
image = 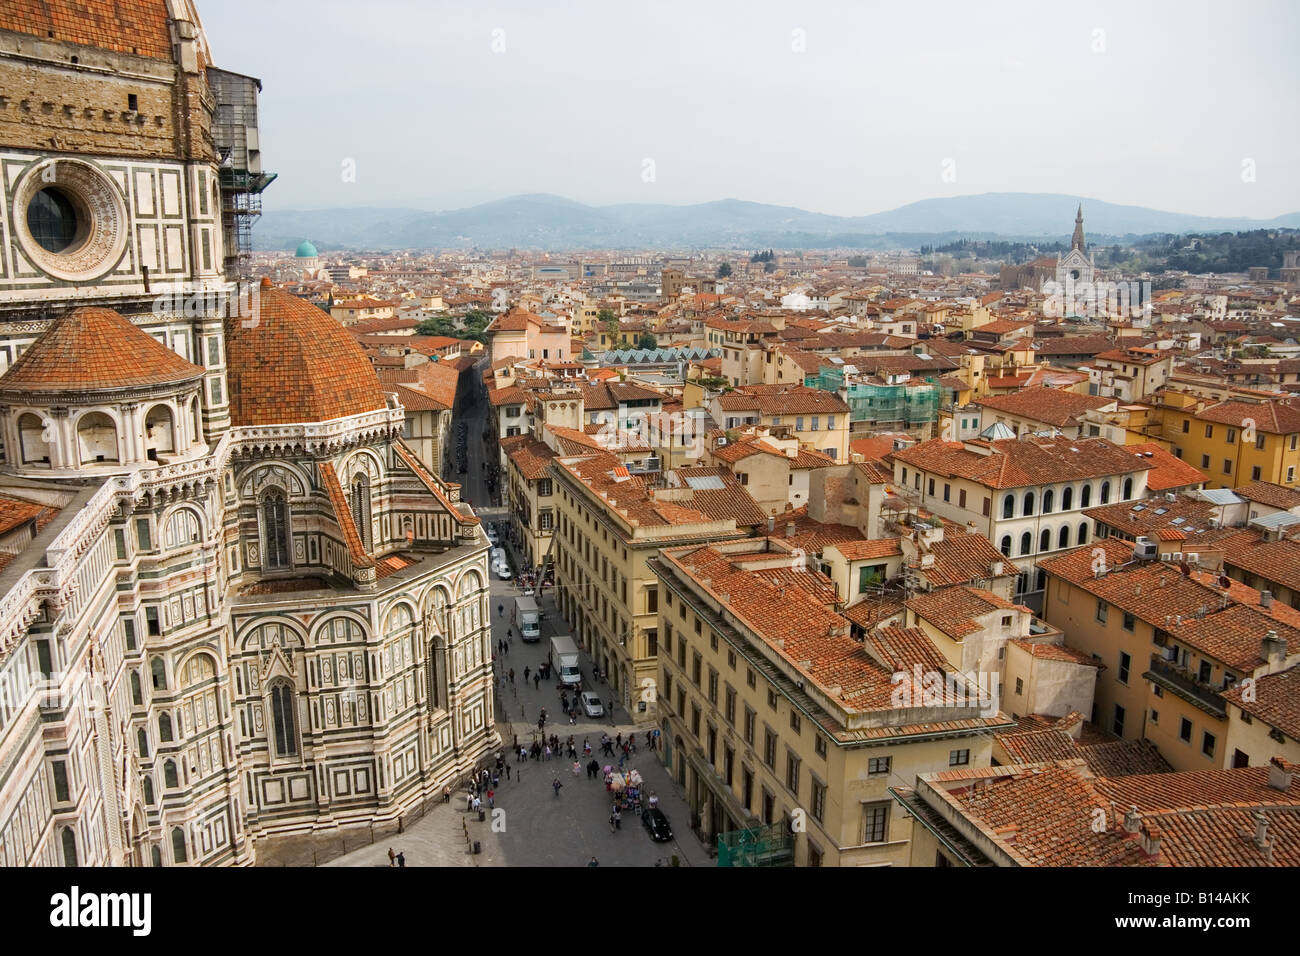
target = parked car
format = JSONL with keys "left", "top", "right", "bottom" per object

{"left": 642, "top": 807, "right": 673, "bottom": 842}
{"left": 580, "top": 691, "right": 604, "bottom": 717}
{"left": 494, "top": 562, "right": 512, "bottom": 581}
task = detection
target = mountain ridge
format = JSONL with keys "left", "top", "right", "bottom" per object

{"left": 254, "top": 192, "right": 1300, "bottom": 252}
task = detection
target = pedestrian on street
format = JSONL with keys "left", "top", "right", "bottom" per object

{"left": 534, "top": 674, "right": 540, "bottom": 690}
{"left": 497, "top": 603, "right": 503, "bottom": 617}
{"left": 613, "top": 808, "right": 622, "bottom": 830}
{"left": 588, "top": 857, "right": 599, "bottom": 867}
{"left": 609, "top": 813, "right": 617, "bottom": 834}
{"left": 442, "top": 785, "right": 451, "bottom": 803}
{"left": 505, "top": 763, "right": 512, "bottom": 781}
{"left": 487, "top": 789, "right": 495, "bottom": 809}
{"left": 524, "top": 666, "right": 531, "bottom": 682}
{"left": 608, "top": 699, "right": 615, "bottom": 721}
{"left": 572, "top": 760, "right": 581, "bottom": 776}
{"left": 552, "top": 778, "right": 563, "bottom": 798}
{"left": 509, "top": 668, "right": 515, "bottom": 684}
{"left": 387, "top": 847, "right": 396, "bottom": 866}
{"left": 396, "top": 851, "right": 406, "bottom": 868}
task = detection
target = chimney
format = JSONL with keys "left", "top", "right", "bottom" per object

{"left": 1261, "top": 630, "right": 1286, "bottom": 668}
{"left": 990, "top": 560, "right": 1004, "bottom": 577}
{"left": 1253, "top": 810, "right": 1270, "bottom": 849}
{"left": 786, "top": 522, "right": 796, "bottom": 538}
{"left": 1122, "top": 805, "right": 1141, "bottom": 837}
{"left": 1268, "top": 756, "right": 1293, "bottom": 792}
{"left": 767, "top": 515, "right": 775, "bottom": 534}
{"left": 1261, "top": 590, "right": 1274, "bottom": 608}
{"left": 1139, "top": 822, "right": 1162, "bottom": 860}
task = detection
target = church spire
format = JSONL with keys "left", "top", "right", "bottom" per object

{"left": 1072, "top": 204, "right": 1085, "bottom": 252}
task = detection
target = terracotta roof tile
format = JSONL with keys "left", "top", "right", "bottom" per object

{"left": 0, "top": 307, "right": 202, "bottom": 394}
{"left": 225, "top": 281, "right": 387, "bottom": 426}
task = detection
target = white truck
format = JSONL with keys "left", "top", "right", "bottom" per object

{"left": 548, "top": 635, "right": 582, "bottom": 687}
{"left": 513, "top": 595, "right": 541, "bottom": 642}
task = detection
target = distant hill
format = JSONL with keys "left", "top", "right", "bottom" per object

{"left": 254, "top": 192, "right": 1300, "bottom": 252}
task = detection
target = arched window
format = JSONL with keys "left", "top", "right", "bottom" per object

{"left": 1100, "top": 481, "right": 1111, "bottom": 505}
{"left": 1042, "top": 489, "right": 1054, "bottom": 514}
{"left": 1002, "top": 494, "right": 1015, "bottom": 519}
{"left": 1078, "top": 522, "right": 1089, "bottom": 545}
{"left": 1059, "top": 525, "right": 1071, "bottom": 549}
{"left": 61, "top": 827, "right": 77, "bottom": 867}
{"left": 1061, "top": 486, "right": 1074, "bottom": 511}
{"left": 143, "top": 404, "right": 176, "bottom": 461}
{"left": 1040, "top": 529, "right": 1052, "bottom": 553}
{"left": 999, "top": 536, "right": 1012, "bottom": 557}
{"left": 137, "top": 728, "right": 149, "bottom": 758}
{"left": 270, "top": 681, "right": 297, "bottom": 757}
{"left": 130, "top": 671, "right": 143, "bottom": 706}
{"left": 76, "top": 411, "right": 119, "bottom": 464}
{"left": 427, "top": 640, "right": 441, "bottom": 709}
{"left": 151, "top": 845, "right": 162, "bottom": 867}
{"left": 163, "top": 760, "right": 178, "bottom": 789}
{"left": 1080, "top": 484, "right": 1091, "bottom": 509}
{"left": 351, "top": 474, "right": 372, "bottom": 551}
{"left": 17, "top": 412, "right": 52, "bottom": 467}
{"left": 1122, "top": 477, "right": 1133, "bottom": 500}
{"left": 143, "top": 777, "right": 155, "bottom": 805}
{"left": 1020, "top": 532, "right": 1033, "bottom": 556}
{"left": 159, "top": 713, "right": 173, "bottom": 742}
{"left": 1035, "top": 569, "right": 1047, "bottom": 592}
{"left": 150, "top": 657, "right": 166, "bottom": 690}
{"left": 262, "top": 491, "right": 290, "bottom": 570}
{"left": 1023, "top": 491, "right": 1035, "bottom": 516}
{"left": 171, "top": 827, "right": 187, "bottom": 864}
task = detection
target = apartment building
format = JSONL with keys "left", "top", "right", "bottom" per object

{"left": 549, "top": 453, "right": 766, "bottom": 721}
{"left": 651, "top": 538, "right": 1013, "bottom": 865}
{"left": 709, "top": 385, "right": 851, "bottom": 461}
{"left": 1038, "top": 537, "right": 1300, "bottom": 771}
{"left": 1159, "top": 393, "right": 1300, "bottom": 489}
{"left": 891, "top": 434, "right": 1152, "bottom": 609}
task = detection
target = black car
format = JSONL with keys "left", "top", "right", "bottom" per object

{"left": 642, "top": 806, "right": 673, "bottom": 842}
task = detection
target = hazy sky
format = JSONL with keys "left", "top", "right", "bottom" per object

{"left": 201, "top": 0, "right": 1300, "bottom": 219}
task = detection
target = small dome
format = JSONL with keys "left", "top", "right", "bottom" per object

{"left": 0, "top": 307, "right": 203, "bottom": 396}
{"left": 979, "top": 421, "right": 1017, "bottom": 441}
{"left": 224, "top": 281, "right": 387, "bottom": 426}
{"left": 295, "top": 240, "right": 319, "bottom": 258}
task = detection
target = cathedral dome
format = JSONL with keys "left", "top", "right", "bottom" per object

{"left": 224, "top": 279, "right": 387, "bottom": 426}
{"left": 295, "top": 240, "right": 319, "bottom": 258}
{"left": 0, "top": 306, "right": 202, "bottom": 396}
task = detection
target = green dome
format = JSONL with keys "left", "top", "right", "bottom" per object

{"left": 295, "top": 240, "right": 319, "bottom": 258}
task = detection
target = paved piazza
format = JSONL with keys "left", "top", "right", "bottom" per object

{"left": 323, "top": 574, "right": 711, "bottom": 868}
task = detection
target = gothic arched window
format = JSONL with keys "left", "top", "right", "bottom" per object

{"left": 163, "top": 760, "right": 178, "bottom": 789}
{"left": 351, "top": 474, "right": 372, "bottom": 552}
{"left": 159, "top": 713, "right": 173, "bottom": 743}
{"left": 263, "top": 491, "right": 290, "bottom": 570}
{"left": 61, "top": 827, "right": 77, "bottom": 867}
{"left": 171, "top": 827, "right": 188, "bottom": 863}
{"left": 1061, "top": 486, "right": 1074, "bottom": 511}
{"left": 270, "top": 681, "right": 297, "bottom": 757}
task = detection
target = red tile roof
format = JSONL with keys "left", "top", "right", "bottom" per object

{"left": 1126, "top": 443, "right": 1207, "bottom": 492}
{"left": 0, "top": 307, "right": 202, "bottom": 394}
{"left": 225, "top": 280, "right": 387, "bottom": 426}
{"left": 974, "top": 386, "right": 1114, "bottom": 428}
{"left": 317, "top": 461, "right": 373, "bottom": 570}
{"left": 0, "top": 0, "right": 178, "bottom": 61}
{"left": 892, "top": 435, "right": 1150, "bottom": 489}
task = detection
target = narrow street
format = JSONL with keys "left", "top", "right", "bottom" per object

{"left": 324, "top": 355, "right": 712, "bottom": 867}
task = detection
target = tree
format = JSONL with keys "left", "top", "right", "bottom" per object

{"left": 636, "top": 332, "right": 658, "bottom": 350}
{"left": 763, "top": 261, "right": 776, "bottom": 274}
{"left": 598, "top": 308, "right": 619, "bottom": 339}
{"left": 716, "top": 262, "right": 732, "bottom": 278}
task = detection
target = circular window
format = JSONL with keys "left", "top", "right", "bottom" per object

{"left": 13, "top": 160, "right": 128, "bottom": 282}
{"left": 26, "top": 187, "right": 83, "bottom": 253}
